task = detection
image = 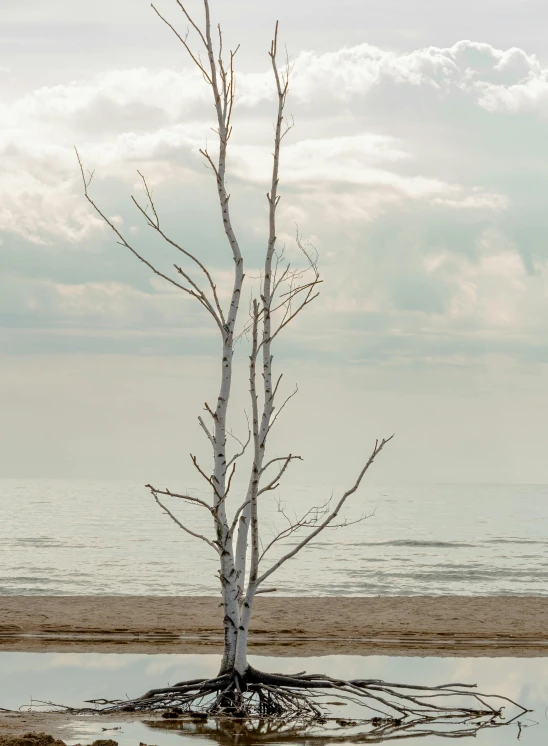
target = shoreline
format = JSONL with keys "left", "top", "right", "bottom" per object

{"left": 1, "top": 595, "right": 547, "bottom": 657}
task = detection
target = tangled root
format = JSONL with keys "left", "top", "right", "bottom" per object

{"left": 60, "top": 665, "right": 530, "bottom": 741}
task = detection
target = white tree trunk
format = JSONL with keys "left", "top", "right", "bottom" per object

{"left": 215, "top": 338, "right": 240, "bottom": 673}
{"left": 232, "top": 32, "right": 286, "bottom": 672}
{"left": 234, "top": 584, "right": 256, "bottom": 675}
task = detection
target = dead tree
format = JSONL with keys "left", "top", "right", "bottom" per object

{"left": 74, "top": 0, "right": 528, "bottom": 728}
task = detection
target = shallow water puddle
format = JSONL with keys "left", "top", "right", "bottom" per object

{"left": 0, "top": 653, "right": 546, "bottom": 745}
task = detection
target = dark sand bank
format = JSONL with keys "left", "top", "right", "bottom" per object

{"left": 1, "top": 596, "right": 547, "bottom": 656}
{"left": 0, "top": 715, "right": 138, "bottom": 743}
{"left": 0, "top": 732, "right": 117, "bottom": 746}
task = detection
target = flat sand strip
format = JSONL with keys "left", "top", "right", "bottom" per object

{"left": 0, "top": 596, "right": 547, "bottom": 656}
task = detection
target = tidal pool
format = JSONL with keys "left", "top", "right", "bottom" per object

{"left": 0, "top": 653, "right": 545, "bottom": 745}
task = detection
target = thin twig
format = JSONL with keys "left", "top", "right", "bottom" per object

{"left": 147, "top": 485, "right": 219, "bottom": 553}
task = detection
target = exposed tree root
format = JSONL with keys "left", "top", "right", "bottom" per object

{"left": 52, "top": 666, "right": 529, "bottom": 741}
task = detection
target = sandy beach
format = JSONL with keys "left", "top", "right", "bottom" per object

{"left": 1, "top": 595, "right": 547, "bottom": 657}
{"left": 1, "top": 595, "right": 547, "bottom": 739}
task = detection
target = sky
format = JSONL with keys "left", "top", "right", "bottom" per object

{"left": 2, "top": 0, "right": 548, "bottom": 483}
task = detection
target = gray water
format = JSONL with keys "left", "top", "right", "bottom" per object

{"left": 1, "top": 480, "right": 547, "bottom": 596}
{"left": 0, "top": 653, "right": 545, "bottom": 745}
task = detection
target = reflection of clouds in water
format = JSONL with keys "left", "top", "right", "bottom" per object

{"left": 0, "top": 653, "right": 545, "bottom": 745}
{"left": 452, "top": 657, "right": 548, "bottom": 703}
{"left": 254, "top": 655, "right": 548, "bottom": 716}
{"left": 45, "top": 653, "right": 142, "bottom": 670}
{"left": 251, "top": 655, "right": 453, "bottom": 686}
{"left": 144, "top": 654, "right": 218, "bottom": 679}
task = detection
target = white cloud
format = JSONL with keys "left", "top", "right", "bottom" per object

{"left": 4, "top": 35, "right": 548, "bottom": 365}
{"left": 2, "top": 46, "right": 512, "bottom": 245}
{"left": 0, "top": 170, "right": 102, "bottom": 244}
{"left": 234, "top": 134, "right": 442, "bottom": 195}
{"left": 431, "top": 189, "right": 508, "bottom": 211}
{"left": 418, "top": 231, "right": 530, "bottom": 329}
{"left": 287, "top": 39, "right": 543, "bottom": 101}
{"left": 476, "top": 75, "right": 548, "bottom": 114}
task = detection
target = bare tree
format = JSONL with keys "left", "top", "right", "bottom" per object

{"left": 74, "top": 0, "right": 527, "bottom": 728}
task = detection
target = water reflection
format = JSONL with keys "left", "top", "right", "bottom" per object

{"left": 146, "top": 712, "right": 526, "bottom": 744}
{"left": 0, "top": 653, "right": 545, "bottom": 745}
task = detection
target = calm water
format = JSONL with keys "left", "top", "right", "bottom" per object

{"left": 0, "top": 480, "right": 547, "bottom": 596}
{"left": 0, "top": 653, "right": 545, "bottom": 745}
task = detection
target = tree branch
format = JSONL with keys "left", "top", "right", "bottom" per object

{"left": 74, "top": 149, "right": 213, "bottom": 306}
{"left": 226, "top": 415, "right": 251, "bottom": 468}
{"left": 262, "top": 385, "right": 299, "bottom": 444}
{"left": 145, "top": 484, "right": 213, "bottom": 513}
{"left": 258, "top": 496, "right": 332, "bottom": 564}
{"left": 147, "top": 485, "right": 220, "bottom": 554}
{"left": 198, "top": 415, "right": 215, "bottom": 447}
{"left": 174, "top": 0, "right": 208, "bottom": 48}
{"left": 190, "top": 453, "right": 223, "bottom": 501}
{"left": 151, "top": 3, "right": 212, "bottom": 82}
{"left": 228, "top": 499, "right": 251, "bottom": 539}
{"left": 225, "top": 462, "right": 237, "bottom": 496}
{"left": 257, "top": 454, "right": 302, "bottom": 495}
{"left": 256, "top": 435, "right": 394, "bottom": 584}
{"left": 260, "top": 454, "right": 301, "bottom": 475}
{"left": 131, "top": 171, "right": 226, "bottom": 328}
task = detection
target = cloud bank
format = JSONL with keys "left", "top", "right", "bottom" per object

{"left": 2, "top": 38, "right": 548, "bottom": 365}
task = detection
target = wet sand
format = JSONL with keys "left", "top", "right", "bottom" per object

{"left": 0, "top": 712, "right": 153, "bottom": 743}
{"left": 1, "top": 595, "right": 547, "bottom": 657}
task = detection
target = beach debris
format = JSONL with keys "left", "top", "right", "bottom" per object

{"left": 0, "top": 735, "right": 65, "bottom": 746}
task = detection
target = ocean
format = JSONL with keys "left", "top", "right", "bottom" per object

{"left": 1, "top": 480, "right": 546, "bottom": 596}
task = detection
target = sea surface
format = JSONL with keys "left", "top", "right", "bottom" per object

{"left": 0, "top": 480, "right": 547, "bottom": 596}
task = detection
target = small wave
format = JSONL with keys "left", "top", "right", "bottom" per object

{"left": 6, "top": 537, "right": 90, "bottom": 550}
{"left": 353, "top": 540, "right": 475, "bottom": 548}
{"left": 0, "top": 576, "right": 57, "bottom": 583}
{"left": 352, "top": 567, "right": 548, "bottom": 582}
{"left": 486, "top": 538, "right": 548, "bottom": 545}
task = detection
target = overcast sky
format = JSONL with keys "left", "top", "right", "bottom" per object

{"left": 2, "top": 0, "right": 548, "bottom": 483}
